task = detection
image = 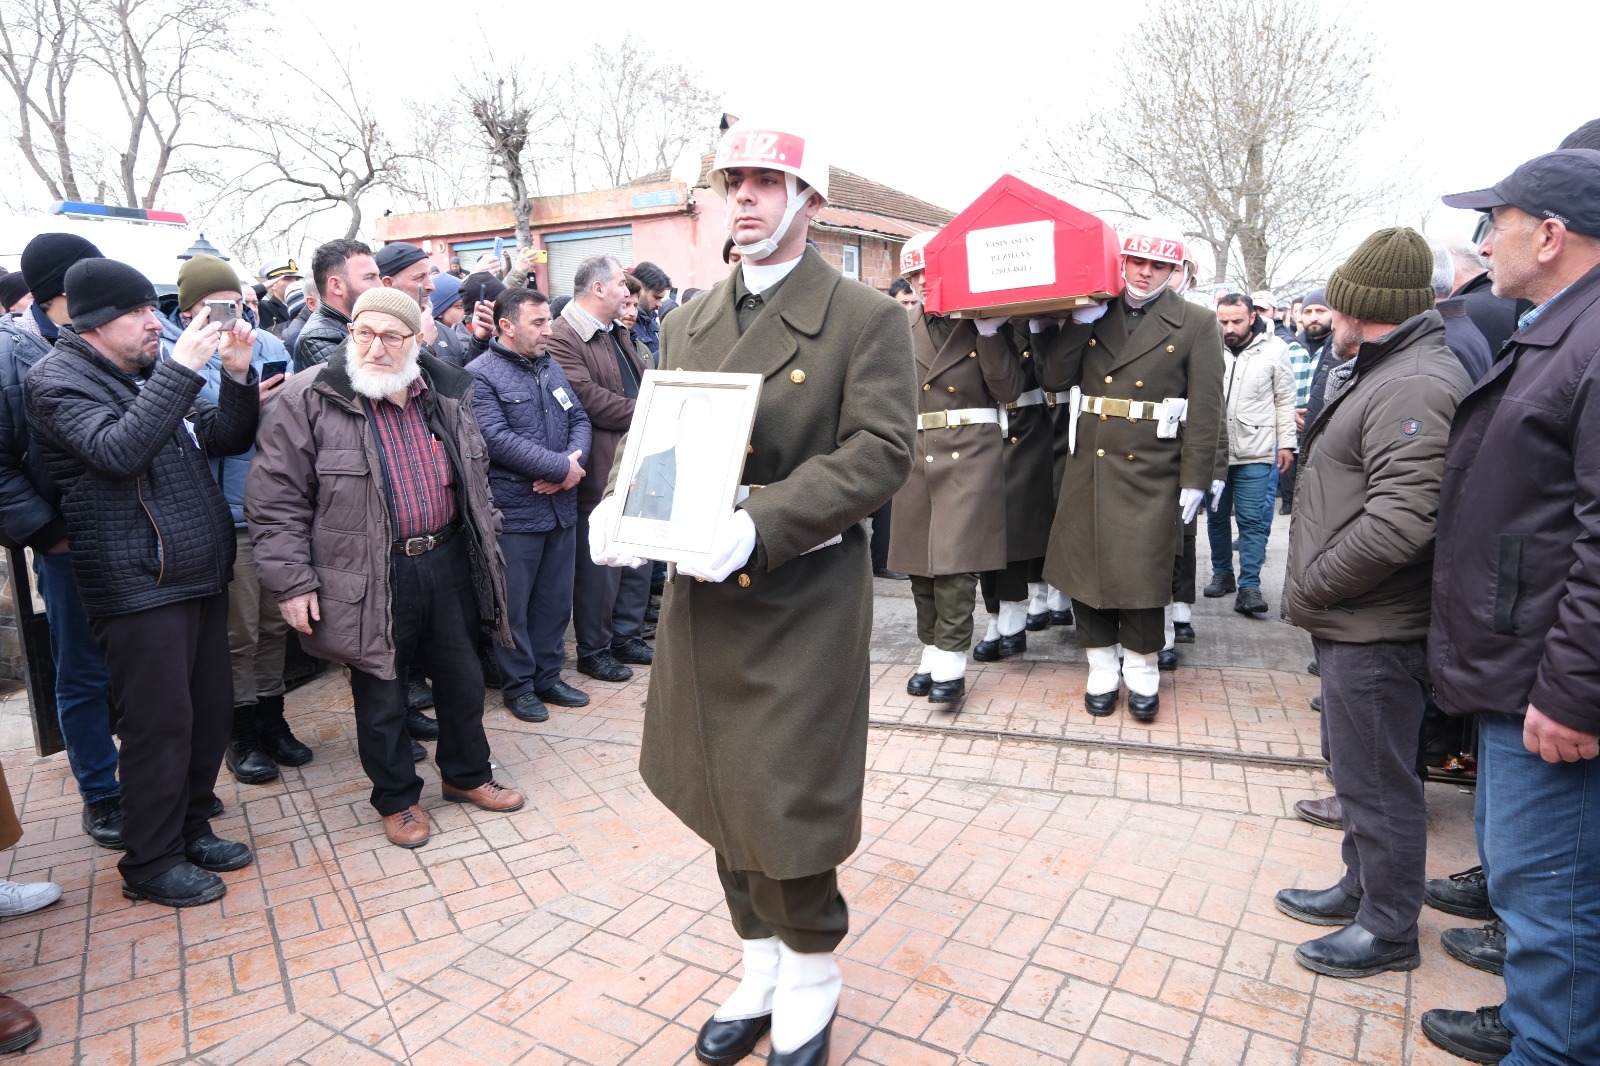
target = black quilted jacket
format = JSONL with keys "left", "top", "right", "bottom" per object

{"left": 24, "top": 329, "right": 259, "bottom": 617}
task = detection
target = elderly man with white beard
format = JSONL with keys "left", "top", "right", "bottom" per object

{"left": 247, "top": 287, "right": 522, "bottom": 850}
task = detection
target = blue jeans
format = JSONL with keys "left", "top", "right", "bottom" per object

{"left": 1206, "top": 462, "right": 1271, "bottom": 589}
{"left": 1478, "top": 712, "right": 1600, "bottom": 1065}
{"left": 33, "top": 551, "right": 120, "bottom": 804}
{"left": 1261, "top": 457, "right": 1280, "bottom": 528}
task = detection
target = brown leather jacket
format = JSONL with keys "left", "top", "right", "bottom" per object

{"left": 245, "top": 347, "right": 511, "bottom": 679}
{"left": 545, "top": 300, "right": 644, "bottom": 513}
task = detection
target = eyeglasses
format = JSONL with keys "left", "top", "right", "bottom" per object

{"left": 352, "top": 327, "right": 415, "bottom": 350}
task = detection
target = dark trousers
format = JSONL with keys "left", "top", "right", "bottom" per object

{"left": 347, "top": 539, "right": 492, "bottom": 815}
{"left": 979, "top": 557, "right": 1040, "bottom": 612}
{"left": 869, "top": 500, "right": 892, "bottom": 571}
{"left": 1171, "top": 520, "right": 1197, "bottom": 604}
{"left": 1073, "top": 601, "right": 1164, "bottom": 654}
{"left": 35, "top": 551, "right": 120, "bottom": 804}
{"left": 1315, "top": 635, "right": 1430, "bottom": 942}
{"left": 910, "top": 573, "right": 977, "bottom": 651}
{"left": 496, "top": 525, "right": 576, "bottom": 699}
{"left": 612, "top": 559, "right": 651, "bottom": 641}
{"left": 716, "top": 852, "right": 849, "bottom": 954}
{"left": 90, "top": 594, "right": 230, "bottom": 884}
{"left": 574, "top": 509, "right": 622, "bottom": 658}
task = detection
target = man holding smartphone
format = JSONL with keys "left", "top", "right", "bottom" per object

{"left": 161, "top": 255, "right": 311, "bottom": 782}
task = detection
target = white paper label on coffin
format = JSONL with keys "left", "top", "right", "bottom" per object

{"left": 965, "top": 220, "right": 1056, "bottom": 294}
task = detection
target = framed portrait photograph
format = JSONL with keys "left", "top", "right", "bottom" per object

{"left": 608, "top": 370, "right": 763, "bottom": 566}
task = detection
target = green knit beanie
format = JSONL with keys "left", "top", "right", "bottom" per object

{"left": 1325, "top": 227, "right": 1435, "bottom": 324}
{"left": 177, "top": 253, "right": 243, "bottom": 313}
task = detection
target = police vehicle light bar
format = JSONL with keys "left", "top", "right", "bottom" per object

{"left": 48, "top": 201, "right": 187, "bottom": 225}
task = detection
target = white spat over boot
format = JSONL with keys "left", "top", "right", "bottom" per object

{"left": 929, "top": 648, "right": 967, "bottom": 704}
{"left": 1084, "top": 645, "right": 1121, "bottom": 717}
{"left": 696, "top": 936, "right": 778, "bottom": 1064}
{"left": 1123, "top": 650, "right": 1161, "bottom": 722}
{"left": 907, "top": 645, "right": 935, "bottom": 697}
{"left": 769, "top": 942, "right": 841, "bottom": 1064}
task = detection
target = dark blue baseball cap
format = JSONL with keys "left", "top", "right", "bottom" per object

{"left": 1442, "top": 149, "right": 1600, "bottom": 237}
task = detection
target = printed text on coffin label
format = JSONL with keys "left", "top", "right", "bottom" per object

{"left": 966, "top": 220, "right": 1056, "bottom": 293}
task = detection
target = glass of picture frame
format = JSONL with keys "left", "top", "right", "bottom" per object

{"left": 608, "top": 370, "right": 763, "bottom": 567}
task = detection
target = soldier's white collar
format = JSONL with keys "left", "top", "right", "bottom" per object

{"left": 741, "top": 255, "right": 802, "bottom": 295}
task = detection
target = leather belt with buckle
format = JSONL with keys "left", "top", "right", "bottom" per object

{"left": 917, "top": 408, "right": 1001, "bottom": 431}
{"left": 1079, "top": 395, "right": 1163, "bottom": 421}
{"left": 393, "top": 523, "right": 457, "bottom": 556}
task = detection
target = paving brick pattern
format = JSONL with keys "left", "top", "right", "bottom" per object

{"left": 0, "top": 653, "right": 1499, "bottom": 1064}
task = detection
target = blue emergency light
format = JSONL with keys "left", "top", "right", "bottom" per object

{"left": 48, "top": 201, "right": 188, "bottom": 225}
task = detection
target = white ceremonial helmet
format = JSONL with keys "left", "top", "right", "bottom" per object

{"left": 900, "top": 230, "right": 936, "bottom": 276}
{"left": 1119, "top": 219, "right": 1190, "bottom": 300}
{"left": 708, "top": 118, "right": 830, "bottom": 262}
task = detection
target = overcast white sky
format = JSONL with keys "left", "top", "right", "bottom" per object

{"left": 6, "top": 0, "right": 1598, "bottom": 285}
{"left": 287, "top": 0, "right": 1595, "bottom": 257}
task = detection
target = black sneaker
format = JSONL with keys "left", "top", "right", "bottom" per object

{"left": 1203, "top": 573, "right": 1237, "bottom": 597}
{"left": 1442, "top": 919, "right": 1505, "bottom": 976}
{"left": 122, "top": 862, "right": 225, "bottom": 907}
{"left": 1234, "top": 586, "right": 1268, "bottom": 615}
{"left": 1420, "top": 1005, "right": 1512, "bottom": 1064}
{"left": 610, "top": 637, "right": 654, "bottom": 665}
{"left": 505, "top": 693, "right": 549, "bottom": 723}
{"left": 579, "top": 651, "right": 633, "bottom": 682}
{"left": 406, "top": 706, "right": 440, "bottom": 740}
{"left": 1425, "top": 865, "right": 1494, "bottom": 919}
{"left": 82, "top": 797, "right": 125, "bottom": 850}
{"left": 535, "top": 680, "right": 591, "bottom": 707}
{"left": 184, "top": 834, "right": 253, "bottom": 872}
{"left": 406, "top": 680, "right": 435, "bottom": 710}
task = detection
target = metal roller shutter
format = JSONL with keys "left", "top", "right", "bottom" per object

{"left": 545, "top": 227, "right": 634, "bottom": 297}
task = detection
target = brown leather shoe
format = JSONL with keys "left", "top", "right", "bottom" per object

{"left": 382, "top": 805, "right": 432, "bottom": 849}
{"left": 442, "top": 779, "right": 525, "bottom": 812}
{"left": 0, "top": 993, "right": 41, "bottom": 1052}
{"left": 1294, "top": 795, "right": 1344, "bottom": 830}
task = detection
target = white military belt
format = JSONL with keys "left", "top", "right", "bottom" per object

{"left": 1078, "top": 395, "right": 1169, "bottom": 421}
{"left": 917, "top": 407, "right": 1001, "bottom": 431}
{"left": 1007, "top": 388, "right": 1073, "bottom": 410}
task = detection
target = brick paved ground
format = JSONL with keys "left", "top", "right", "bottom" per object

{"left": 0, "top": 635, "right": 1499, "bottom": 1064}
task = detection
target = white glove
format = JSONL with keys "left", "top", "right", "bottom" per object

{"left": 677, "top": 509, "right": 756, "bottom": 583}
{"left": 588, "top": 494, "right": 644, "bottom": 568}
{"left": 1209, "top": 479, "right": 1227, "bottom": 511}
{"left": 1180, "top": 488, "right": 1205, "bottom": 525}
{"left": 1071, "top": 302, "right": 1108, "bottom": 325}
{"left": 1027, "top": 317, "right": 1054, "bottom": 334}
{"left": 974, "top": 315, "right": 1008, "bottom": 336}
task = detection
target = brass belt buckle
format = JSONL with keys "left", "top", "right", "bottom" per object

{"left": 403, "top": 535, "right": 431, "bottom": 556}
{"left": 922, "top": 411, "right": 949, "bottom": 430}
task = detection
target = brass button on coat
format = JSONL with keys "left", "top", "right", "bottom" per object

{"left": 1135, "top": 380, "right": 1144, "bottom": 388}
{"left": 1096, "top": 448, "right": 1105, "bottom": 456}
{"left": 1127, "top": 454, "right": 1135, "bottom": 461}
{"left": 925, "top": 455, "right": 933, "bottom": 462}
{"left": 1022, "top": 350, "right": 1030, "bottom": 358}
{"left": 1104, "top": 375, "right": 1113, "bottom": 383}
{"left": 790, "top": 369, "right": 806, "bottom": 384}
{"left": 947, "top": 386, "right": 956, "bottom": 393}
{"left": 967, "top": 351, "right": 976, "bottom": 358}
{"left": 922, "top": 383, "right": 931, "bottom": 391}
{"left": 1089, "top": 338, "right": 1097, "bottom": 346}
{"left": 1166, "top": 345, "right": 1176, "bottom": 353}
{"left": 1010, "top": 436, "right": 1019, "bottom": 443}
{"left": 737, "top": 574, "right": 751, "bottom": 588}
{"left": 951, "top": 451, "right": 959, "bottom": 459}
{"left": 746, "top": 444, "right": 755, "bottom": 455}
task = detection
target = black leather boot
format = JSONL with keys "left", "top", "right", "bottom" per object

{"left": 998, "top": 630, "right": 1026, "bottom": 656}
{"left": 1424, "top": 864, "right": 1494, "bottom": 919}
{"left": 768, "top": 1015, "right": 832, "bottom": 1066}
{"left": 971, "top": 638, "right": 1001, "bottom": 662}
{"left": 694, "top": 1014, "right": 770, "bottom": 1065}
{"left": 1084, "top": 689, "right": 1118, "bottom": 716}
{"left": 1293, "top": 922, "right": 1420, "bottom": 978}
{"left": 1127, "top": 692, "right": 1159, "bottom": 721}
{"left": 906, "top": 672, "right": 932, "bottom": 697}
{"left": 1048, "top": 607, "right": 1074, "bottom": 627}
{"left": 929, "top": 677, "right": 965, "bottom": 704}
{"left": 225, "top": 705, "right": 280, "bottom": 784}
{"left": 1157, "top": 648, "right": 1178, "bottom": 670}
{"left": 1420, "top": 1005, "right": 1512, "bottom": 1064}
{"left": 1442, "top": 919, "right": 1505, "bottom": 976}
{"left": 255, "top": 694, "right": 313, "bottom": 767}
{"left": 1274, "top": 884, "right": 1361, "bottom": 926}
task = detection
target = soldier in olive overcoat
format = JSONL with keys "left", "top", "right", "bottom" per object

{"left": 590, "top": 121, "right": 914, "bottom": 1066}
{"left": 887, "top": 234, "right": 1024, "bottom": 702}
{"left": 1035, "top": 224, "right": 1224, "bottom": 720}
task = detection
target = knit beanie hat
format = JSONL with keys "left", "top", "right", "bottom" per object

{"left": 1302, "top": 286, "right": 1329, "bottom": 310}
{"left": 21, "top": 233, "right": 104, "bottom": 303}
{"left": 65, "top": 259, "right": 158, "bottom": 332}
{"left": 351, "top": 286, "right": 422, "bottom": 334}
{"left": 177, "top": 253, "right": 243, "bottom": 313}
{"left": 459, "top": 271, "right": 505, "bottom": 317}
{"left": 430, "top": 272, "right": 463, "bottom": 319}
{"left": 374, "top": 242, "right": 428, "bottom": 278}
{"left": 1325, "top": 228, "right": 1435, "bottom": 324}
{"left": 0, "top": 271, "right": 31, "bottom": 311}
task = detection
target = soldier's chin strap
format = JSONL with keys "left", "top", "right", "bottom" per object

{"left": 733, "top": 174, "right": 814, "bottom": 262}
{"left": 1121, "top": 259, "right": 1187, "bottom": 303}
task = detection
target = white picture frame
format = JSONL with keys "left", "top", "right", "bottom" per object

{"left": 608, "top": 370, "right": 763, "bottom": 566}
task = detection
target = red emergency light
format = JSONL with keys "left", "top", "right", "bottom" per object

{"left": 48, "top": 201, "right": 188, "bottom": 226}
{"left": 921, "top": 174, "right": 1122, "bottom": 318}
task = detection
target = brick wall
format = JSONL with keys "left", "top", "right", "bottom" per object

{"left": 807, "top": 232, "right": 904, "bottom": 293}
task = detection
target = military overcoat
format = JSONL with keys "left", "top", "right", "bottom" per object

{"left": 1000, "top": 325, "right": 1058, "bottom": 563}
{"left": 1034, "top": 291, "right": 1225, "bottom": 608}
{"left": 636, "top": 249, "right": 915, "bottom": 880}
{"left": 886, "top": 311, "right": 1023, "bottom": 576}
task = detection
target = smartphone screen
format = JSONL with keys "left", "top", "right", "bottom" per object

{"left": 260, "top": 360, "right": 288, "bottom": 381}
{"left": 206, "top": 300, "right": 238, "bottom": 329}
